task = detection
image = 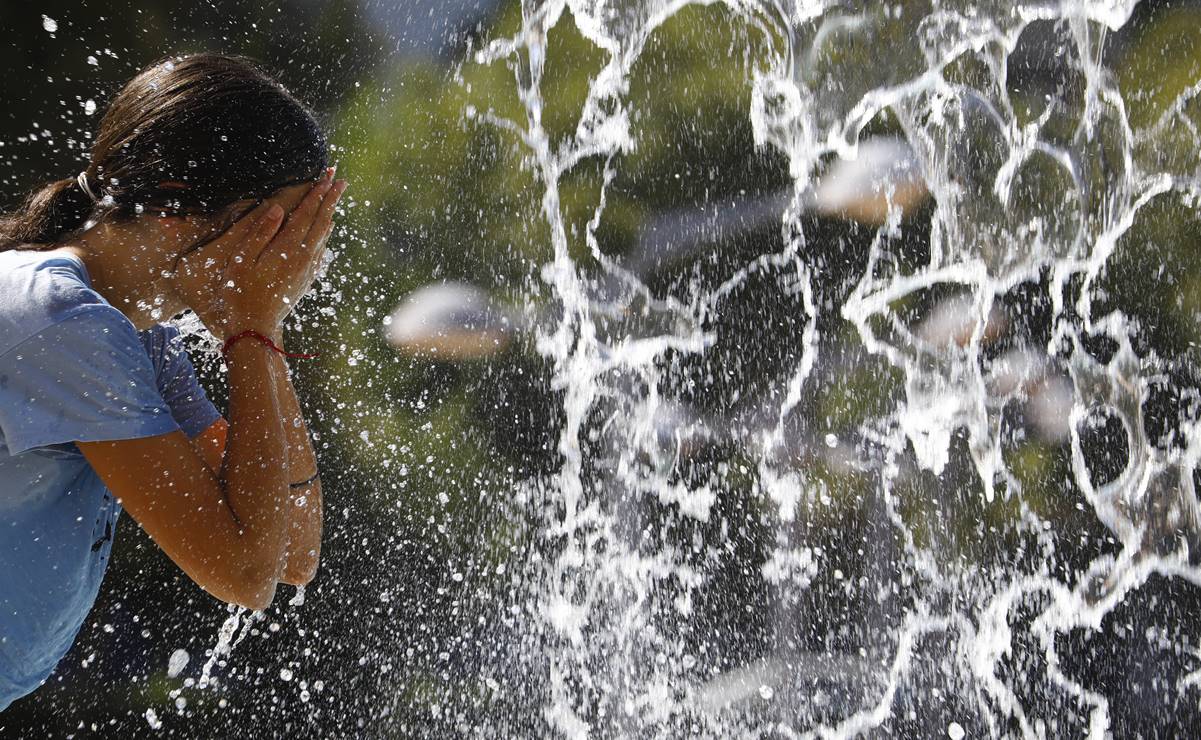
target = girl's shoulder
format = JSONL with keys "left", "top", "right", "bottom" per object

{"left": 0, "top": 248, "right": 115, "bottom": 356}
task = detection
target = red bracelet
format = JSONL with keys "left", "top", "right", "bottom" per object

{"left": 221, "top": 330, "right": 320, "bottom": 360}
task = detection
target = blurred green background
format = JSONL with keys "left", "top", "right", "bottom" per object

{"left": 2, "top": 0, "right": 1201, "bottom": 736}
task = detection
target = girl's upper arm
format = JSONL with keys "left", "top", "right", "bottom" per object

{"left": 78, "top": 430, "right": 276, "bottom": 609}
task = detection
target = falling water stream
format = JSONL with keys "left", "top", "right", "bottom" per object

{"left": 463, "top": 0, "right": 1201, "bottom": 736}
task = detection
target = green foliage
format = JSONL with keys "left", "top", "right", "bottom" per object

{"left": 1119, "top": 7, "right": 1201, "bottom": 130}
{"left": 1098, "top": 190, "right": 1201, "bottom": 361}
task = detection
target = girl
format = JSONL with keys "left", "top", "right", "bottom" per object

{"left": 0, "top": 54, "right": 346, "bottom": 709}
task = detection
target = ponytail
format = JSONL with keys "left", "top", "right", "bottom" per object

{"left": 0, "top": 177, "right": 96, "bottom": 251}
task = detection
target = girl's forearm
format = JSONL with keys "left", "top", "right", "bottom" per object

{"left": 219, "top": 339, "right": 293, "bottom": 603}
{"left": 268, "top": 345, "right": 323, "bottom": 584}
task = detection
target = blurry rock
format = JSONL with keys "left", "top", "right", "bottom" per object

{"left": 628, "top": 189, "right": 790, "bottom": 275}
{"left": 626, "top": 138, "right": 929, "bottom": 277}
{"left": 987, "top": 348, "right": 1047, "bottom": 397}
{"left": 696, "top": 651, "right": 881, "bottom": 712}
{"left": 647, "top": 400, "right": 721, "bottom": 462}
{"left": 986, "top": 348, "right": 1075, "bottom": 443}
{"left": 916, "top": 294, "right": 1007, "bottom": 347}
{"left": 811, "top": 136, "right": 929, "bottom": 226}
{"left": 1027, "top": 374, "right": 1075, "bottom": 443}
{"left": 384, "top": 282, "right": 516, "bottom": 360}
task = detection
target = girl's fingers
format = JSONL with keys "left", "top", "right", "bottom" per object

{"left": 301, "top": 225, "right": 334, "bottom": 286}
{"left": 229, "top": 204, "right": 286, "bottom": 271}
{"left": 269, "top": 180, "right": 317, "bottom": 215}
{"left": 223, "top": 199, "right": 282, "bottom": 243}
{"left": 249, "top": 204, "right": 287, "bottom": 252}
{"left": 261, "top": 172, "right": 334, "bottom": 263}
{"left": 176, "top": 198, "right": 278, "bottom": 276}
{"left": 288, "top": 189, "right": 341, "bottom": 289}
{"left": 299, "top": 180, "right": 346, "bottom": 260}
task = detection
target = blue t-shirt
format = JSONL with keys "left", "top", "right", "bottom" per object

{"left": 0, "top": 250, "right": 221, "bottom": 710}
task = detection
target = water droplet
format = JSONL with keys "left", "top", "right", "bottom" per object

{"left": 167, "top": 648, "right": 189, "bottom": 678}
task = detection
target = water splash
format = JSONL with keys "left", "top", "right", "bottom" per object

{"left": 195, "top": 606, "right": 257, "bottom": 691}
{"left": 470, "top": 0, "right": 1201, "bottom": 735}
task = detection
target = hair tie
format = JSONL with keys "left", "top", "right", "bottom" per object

{"left": 76, "top": 172, "right": 99, "bottom": 202}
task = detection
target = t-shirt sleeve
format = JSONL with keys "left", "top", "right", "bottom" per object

{"left": 0, "top": 307, "right": 180, "bottom": 456}
{"left": 139, "top": 324, "right": 222, "bottom": 439}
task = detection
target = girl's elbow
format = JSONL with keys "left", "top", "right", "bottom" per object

{"left": 223, "top": 563, "right": 280, "bottom": 610}
{"left": 281, "top": 550, "right": 320, "bottom": 586}
{"left": 230, "top": 581, "right": 277, "bottom": 611}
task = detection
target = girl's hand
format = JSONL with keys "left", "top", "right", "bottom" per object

{"left": 223, "top": 173, "right": 345, "bottom": 336}
{"left": 172, "top": 170, "right": 346, "bottom": 339}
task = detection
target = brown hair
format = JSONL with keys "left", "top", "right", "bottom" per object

{"left": 0, "top": 53, "right": 328, "bottom": 250}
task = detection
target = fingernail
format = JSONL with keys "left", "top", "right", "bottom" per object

{"left": 265, "top": 204, "right": 284, "bottom": 220}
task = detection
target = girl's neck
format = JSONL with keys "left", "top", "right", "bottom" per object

{"left": 58, "top": 222, "right": 183, "bottom": 330}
